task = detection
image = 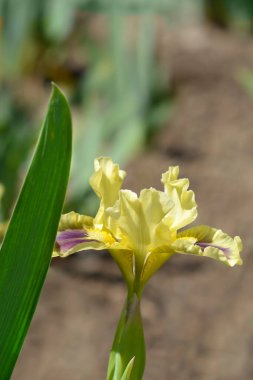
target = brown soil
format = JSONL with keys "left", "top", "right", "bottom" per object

{"left": 13, "top": 25, "right": 253, "bottom": 380}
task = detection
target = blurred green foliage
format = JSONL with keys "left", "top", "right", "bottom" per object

{"left": 0, "top": 0, "right": 176, "bottom": 217}
{"left": 0, "top": 87, "right": 36, "bottom": 216}
{"left": 1, "top": 0, "right": 252, "bottom": 240}
{"left": 70, "top": 12, "right": 174, "bottom": 215}
{"left": 205, "top": 0, "right": 253, "bottom": 31}
{"left": 4, "top": 0, "right": 253, "bottom": 217}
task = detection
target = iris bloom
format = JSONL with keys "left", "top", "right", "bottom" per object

{"left": 54, "top": 157, "right": 242, "bottom": 296}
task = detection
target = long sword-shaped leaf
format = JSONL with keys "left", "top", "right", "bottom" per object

{"left": 0, "top": 84, "right": 72, "bottom": 378}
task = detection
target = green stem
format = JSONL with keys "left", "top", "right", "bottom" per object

{"left": 107, "top": 292, "right": 146, "bottom": 380}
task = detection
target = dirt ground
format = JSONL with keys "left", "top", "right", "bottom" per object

{"left": 13, "top": 24, "right": 253, "bottom": 380}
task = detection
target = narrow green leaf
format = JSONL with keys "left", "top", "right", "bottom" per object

{"left": 0, "top": 84, "right": 72, "bottom": 378}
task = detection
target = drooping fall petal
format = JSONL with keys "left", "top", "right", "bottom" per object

{"left": 173, "top": 225, "right": 242, "bottom": 267}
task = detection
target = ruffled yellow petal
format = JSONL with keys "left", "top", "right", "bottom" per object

{"left": 89, "top": 157, "right": 126, "bottom": 226}
{"left": 139, "top": 188, "right": 175, "bottom": 249}
{"left": 58, "top": 211, "right": 93, "bottom": 231}
{"left": 107, "top": 189, "right": 147, "bottom": 255}
{"left": 161, "top": 166, "right": 197, "bottom": 230}
{"left": 173, "top": 225, "right": 243, "bottom": 267}
{"left": 107, "top": 188, "right": 175, "bottom": 259}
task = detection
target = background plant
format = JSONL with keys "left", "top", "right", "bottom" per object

{"left": 0, "top": 0, "right": 206, "bottom": 218}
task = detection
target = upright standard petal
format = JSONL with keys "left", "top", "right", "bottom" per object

{"left": 107, "top": 188, "right": 175, "bottom": 255}
{"left": 173, "top": 225, "right": 243, "bottom": 267}
{"left": 89, "top": 157, "right": 126, "bottom": 225}
{"left": 162, "top": 166, "right": 197, "bottom": 230}
{"left": 107, "top": 189, "right": 147, "bottom": 255}
{"left": 107, "top": 187, "right": 176, "bottom": 287}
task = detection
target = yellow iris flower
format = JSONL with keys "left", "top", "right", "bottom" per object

{"left": 54, "top": 157, "right": 242, "bottom": 296}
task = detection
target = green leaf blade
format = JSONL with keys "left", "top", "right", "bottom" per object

{"left": 0, "top": 84, "right": 72, "bottom": 378}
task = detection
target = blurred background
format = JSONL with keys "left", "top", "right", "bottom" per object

{"left": 1, "top": 0, "right": 253, "bottom": 379}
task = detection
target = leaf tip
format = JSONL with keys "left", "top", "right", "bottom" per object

{"left": 51, "top": 82, "right": 66, "bottom": 100}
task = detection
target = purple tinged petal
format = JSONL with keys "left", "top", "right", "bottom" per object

{"left": 58, "top": 238, "right": 89, "bottom": 252}
{"left": 56, "top": 229, "right": 98, "bottom": 253}
{"left": 195, "top": 242, "right": 231, "bottom": 258}
{"left": 57, "top": 229, "right": 88, "bottom": 241}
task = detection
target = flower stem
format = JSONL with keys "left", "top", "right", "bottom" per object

{"left": 107, "top": 292, "right": 146, "bottom": 380}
